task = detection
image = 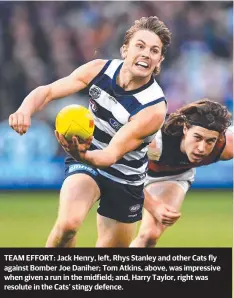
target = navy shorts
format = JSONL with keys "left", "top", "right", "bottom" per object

{"left": 65, "top": 159, "right": 144, "bottom": 223}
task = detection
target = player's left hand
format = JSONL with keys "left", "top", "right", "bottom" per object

{"left": 55, "top": 131, "right": 93, "bottom": 161}
{"left": 150, "top": 200, "right": 181, "bottom": 226}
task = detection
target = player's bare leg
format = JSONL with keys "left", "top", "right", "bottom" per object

{"left": 96, "top": 214, "right": 137, "bottom": 247}
{"left": 130, "top": 181, "right": 185, "bottom": 247}
{"left": 46, "top": 174, "right": 100, "bottom": 247}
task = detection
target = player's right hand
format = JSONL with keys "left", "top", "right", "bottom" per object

{"left": 9, "top": 111, "right": 31, "bottom": 135}
{"left": 55, "top": 131, "right": 93, "bottom": 161}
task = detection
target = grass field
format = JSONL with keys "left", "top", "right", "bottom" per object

{"left": 0, "top": 190, "right": 232, "bottom": 247}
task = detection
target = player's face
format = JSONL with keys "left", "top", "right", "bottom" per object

{"left": 182, "top": 126, "right": 219, "bottom": 163}
{"left": 122, "top": 30, "right": 164, "bottom": 78}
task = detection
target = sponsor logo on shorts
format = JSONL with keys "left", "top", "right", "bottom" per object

{"left": 129, "top": 204, "right": 141, "bottom": 213}
{"left": 68, "top": 164, "right": 98, "bottom": 176}
{"left": 128, "top": 214, "right": 138, "bottom": 218}
{"left": 109, "top": 118, "right": 122, "bottom": 131}
{"left": 89, "top": 86, "right": 101, "bottom": 100}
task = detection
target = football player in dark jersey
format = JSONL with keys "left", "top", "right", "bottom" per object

{"left": 131, "top": 99, "right": 233, "bottom": 247}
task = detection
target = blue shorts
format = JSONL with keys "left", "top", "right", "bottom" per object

{"left": 65, "top": 158, "right": 144, "bottom": 223}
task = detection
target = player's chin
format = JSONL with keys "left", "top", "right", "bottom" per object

{"left": 189, "top": 155, "right": 203, "bottom": 163}
{"left": 133, "top": 69, "right": 152, "bottom": 78}
{"left": 133, "top": 65, "right": 153, "bottom": 76}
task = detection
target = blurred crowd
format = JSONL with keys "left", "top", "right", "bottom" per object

{"left": 0, "top": 1, "right": 233, "bottom": 122}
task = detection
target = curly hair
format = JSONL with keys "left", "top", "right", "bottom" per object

{"left": 122, "top": 16, "right": 171, "bottom": 75}
{"left": 164, "top": 99, "right": 232, "bottom": 136}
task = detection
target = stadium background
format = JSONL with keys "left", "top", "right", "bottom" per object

{"left": 0, "top": 1, "right": 232, "bottom": 247}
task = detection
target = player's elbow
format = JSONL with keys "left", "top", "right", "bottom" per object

{"left": 42, "top": 84, "right": 53, "bottom": 102}
{"left": 143, "top": 113, "right": 165, "bottom": 137}
{"left": 35, "top": 85, "right": 53, "bottom": 106}
{"left": 154, "top": 113, "right": 165, "bottom": 131}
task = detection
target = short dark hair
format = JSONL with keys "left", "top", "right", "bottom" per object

{"left": 164, "top": 99, "right": 232, "bottom": 136}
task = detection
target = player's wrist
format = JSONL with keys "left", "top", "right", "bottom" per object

{"left": 16, "top": 107, "right": 32, "bottom": 115}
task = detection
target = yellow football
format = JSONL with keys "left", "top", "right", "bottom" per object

{"left": 55, "top": 104, "right": 95, "bottom": 141}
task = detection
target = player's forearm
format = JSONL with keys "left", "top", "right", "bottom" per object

{"left": 83, "top": 149, "right": 117, "bottom": 168}
{"left": 17, "top": 85, "right": 51, "bottom": 116}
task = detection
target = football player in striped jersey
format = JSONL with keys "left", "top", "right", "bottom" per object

{"left": 9, "top": 16, "right": 172, "bottom": 247}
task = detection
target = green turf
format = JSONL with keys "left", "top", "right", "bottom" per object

{"left": 0, "top": 190, "right": 232, "bottom": 247}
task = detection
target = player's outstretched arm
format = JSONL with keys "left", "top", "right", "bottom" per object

{"left": 81, "top": 101, "right": 167, "bottom": 167}
{"left": 9, "top": 59, "right": 107, "bottom": 135}
{"left": 220, "top": 130, "right": 233, "bottom": 160}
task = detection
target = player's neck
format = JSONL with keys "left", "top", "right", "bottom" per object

{"left": 117, "top": 65, "right": 151, "bottom": 91}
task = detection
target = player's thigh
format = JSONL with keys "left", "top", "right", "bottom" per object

{"left": 57, "top": 173, "right": 100, "bottom": 224}
{"left": 96, "top": 214, "right": 137, "bottom": 247}
{"left": 97, "top": 177, "right": 144, "bottom": 224}
{"left": 145, "top": 181, "right": 186, "bottom": 211}
{"left": 138, "top": 181, "right": 187, "bottom": 237}
{"left": 96, "top": 177, "right": 144, "bottom": 247}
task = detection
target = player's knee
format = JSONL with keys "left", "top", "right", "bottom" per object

{"left": 96, "top": 235, "right": 112, "bottom": 247}
{"left": 56, "top": 218, "right": 81, "bottom": 240}
{"left": 138, "top": 227, "right": 163, "bottom": 247}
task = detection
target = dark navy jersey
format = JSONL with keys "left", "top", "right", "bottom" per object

{"left": 148, "top": 129, "right": 226, "bottom": 178}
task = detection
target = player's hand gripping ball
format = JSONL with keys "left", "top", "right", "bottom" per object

{"left": 55, "top": 104, "right": 95, "bottom": 141}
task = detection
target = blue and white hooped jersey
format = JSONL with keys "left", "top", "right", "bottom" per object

{"left": 88, "top": 59, "right": 166, "bottom": 185}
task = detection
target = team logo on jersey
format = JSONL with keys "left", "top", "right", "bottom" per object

{"left": 139, "top": 173, "right": 146, "bottom": 179}
{"left": 89, "top": 86, "right": 101, "bottom": 100}
{"left": 129, "top": 204, "right": 141, "bottom": 213}
{"left": 109, "top": 118, "right": 122, "bottom": 131}
{"left": 90, "top": 99, "right": 98, "bottom": 112}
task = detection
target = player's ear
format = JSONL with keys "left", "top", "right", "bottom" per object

{"left": 160, "top": 56, "right": 165, "bottom": 63}
{"left": 154, "top": 56, "right": 164, "bottom": 74}
{"left": 156, "top": 56, "right": 164, "bottom": 68}
{"left": 183, "top": 124, "right": 188, "bottom": 135}
{"left": 120, "top": 45, "right": 127, "bottom": 59}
